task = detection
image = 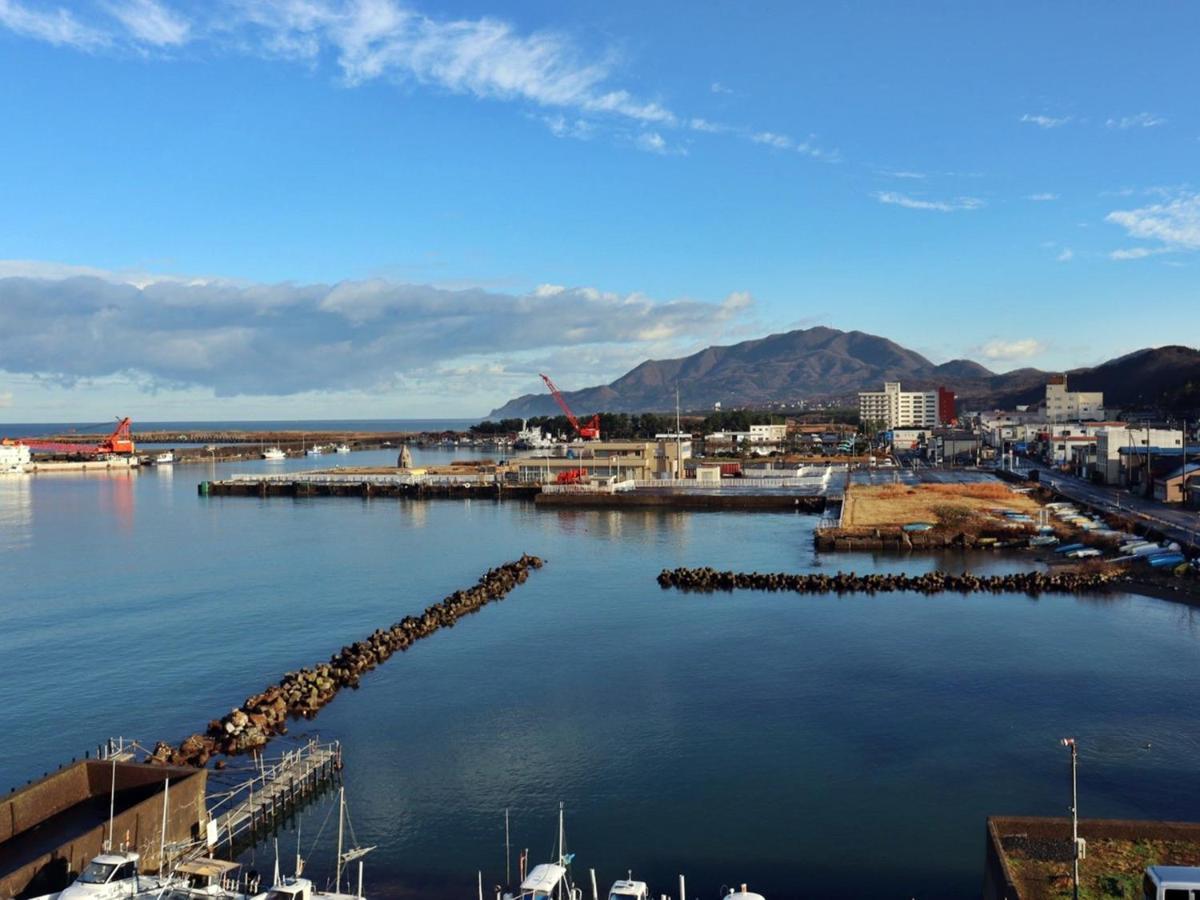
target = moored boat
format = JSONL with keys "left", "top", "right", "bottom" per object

{"left": 155, "top": 452, "right": 175, "bottom": 465}
{"left": 262, "top": 447, "right": 286, "bottom": 461}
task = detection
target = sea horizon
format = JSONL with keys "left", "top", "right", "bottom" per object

{"left": 0, "top": 417, "right": 484, "bottom": 437}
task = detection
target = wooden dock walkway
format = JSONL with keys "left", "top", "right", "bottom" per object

{"left": 198, "top": 739, "right": 342, "bottom": 859}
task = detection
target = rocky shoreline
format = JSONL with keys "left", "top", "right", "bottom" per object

{"left": 149, "top": 555, "right": 544, "bottom": 768}
{"left": 657, "top": 566, "right": 1118, "bottom": 596}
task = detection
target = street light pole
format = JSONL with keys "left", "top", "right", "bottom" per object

{"left": 1062, "top": 737, "right": 1080, "bottom": 900}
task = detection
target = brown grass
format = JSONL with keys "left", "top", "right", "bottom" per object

{"left": 841, "top": 482, "right": 1041, "bottom": 530}
{"left": 1007, "top": 838, "right": 1200, "bottom": 900}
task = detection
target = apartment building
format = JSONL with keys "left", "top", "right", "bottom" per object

{"left": 858, "top": 382, "right": 938, "bottom": 429}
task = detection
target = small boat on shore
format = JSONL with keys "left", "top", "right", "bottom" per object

{"left": 1066, "top": 547, "right": 1102, "bottom": 559}
{"left": 1029, "top": 535, "right": 1059, "bottom": 547}
{"left": 1147, "top": 552, "right": 1186, "bottom": 568}
{"left": 1054, "top": 543, "right": 1085, "bottom": 555}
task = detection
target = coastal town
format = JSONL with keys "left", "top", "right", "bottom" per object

{"left": 4, "top": 2, "right": 1199, "bottom": 899}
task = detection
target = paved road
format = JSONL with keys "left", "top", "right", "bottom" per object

{"left": 1012, "top": 461, "right": 1200, "bottom": 551}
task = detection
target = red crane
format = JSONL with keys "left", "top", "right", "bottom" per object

{"left": 539, "top": 373, "right": 601, "bottom": 440}
{"left": 5, "top": 417, "right": 136, "bottom": 456}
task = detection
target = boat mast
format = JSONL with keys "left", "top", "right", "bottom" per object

{"left": 158, "top": 777, "right": 170, "bottom": 876}
{"left": 335, "top": 786, "right": 345, "bottom": 892}
{"left": 557, "top": 802, "right": 565, "bottom": 900}
{"left": 505, "top": 808, "right": 511, "bottom": 887}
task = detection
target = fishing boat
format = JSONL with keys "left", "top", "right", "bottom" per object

{"left": 334, "top": 444, "right": 351, "bottom": 454}
{"left": 56, "top": 850, "right": 158, "bottom": 900}
{"left": 1054, "top": 543, "right": 1085, "bottom": 555}
{"left": 264, "top": 788, "right": 373, "bottom": 900}
{"left": 139, "top": 859, "right": 258, "bottom": 900}
{"left": 305, "top": 446, "right": 323, "bottom": 457}
{"left": 502, "top": 804, "right": 581, "bottom": 900}
{"left": 154, "top": 452, "right": 175, "bottom": 465}
{"left": 262, "top": 448, "right": 286, "bottom": 461}
{"left": 607, "top": 879, "right": 649, "bottom": 900}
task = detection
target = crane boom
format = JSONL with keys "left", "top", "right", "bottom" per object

{"left": 6, "top": 417, "right": 135, "bottom": 455}
{"left": 539, "top": 374, "right": 600, "bottom": 440}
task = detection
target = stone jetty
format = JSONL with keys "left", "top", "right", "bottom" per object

{"left": 657, "top": 566, "right": 1116, "bottom": 596}
{"left": 150, "top": 555, "right": 544, "bottom": 767}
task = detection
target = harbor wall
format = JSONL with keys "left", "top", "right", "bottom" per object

{"left": 0, "top": 761, "right": 205, "bottom": 899}
{"left": 534, "top": 492, "right": 826, "bottom": 511}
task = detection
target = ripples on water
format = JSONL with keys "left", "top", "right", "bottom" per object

{"left": 2, "top": 450, "right": 1199, "bottom": 900}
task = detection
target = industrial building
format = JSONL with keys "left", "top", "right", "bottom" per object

{"left": 858, "top": 382, "right": 939, "bottom": 429}
{"left": 507, "top": 439, "right": 691, "bottom": 483}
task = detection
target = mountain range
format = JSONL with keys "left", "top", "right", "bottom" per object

{"left": 489, "top": 327, "right": 1200, "bottom": 418}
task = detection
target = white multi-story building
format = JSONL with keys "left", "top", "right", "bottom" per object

{"left": 1045, "top": 375, "right": 1105, "bottom": 422}
{"left": 749, "top": 423, "right": 788, "bottom": 444}
{"left": 858, "top": 382, "right": 938, "bottom": 429}
{"left": 1095, "top": 427, "right": 1183, "bottom": 484}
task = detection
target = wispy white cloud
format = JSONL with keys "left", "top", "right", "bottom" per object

{"left": 979, "top": 338, "right": 1045, "bottom": 361}
{"left": 0, "top": 261, "right": 755, "bottom": 397}
{"left": 748, "top": 129, "right": 837, "bottom": 160}
{"left": 0, "top": 0, "right": 844, "bottom": 165}
{"left": 1106, "top": 112, "right": 1165, "bottom": 129}
{"left": 541, "top": 114, "right": 594, "bottom": 141}
{"left": 1056, "top": 248, "right": 1073, "bottom": 262}
{"left": 875, "top": 191, "right": 984, "bottom": 213}
{"left": 636, "top": 131, "right": 672, "bottom": 154}
{"left": 1105, "top": 191, "right": 1200, "bottom": 258}
{"left": 102, "top": 0, "right": 188, "bottom": 46}
{"left": 0, "top": 0, "right": 107, "bottom": 48}
{"left": 1020, "top": 113, "right": 1071, "bottom": 129}
{"left": 1027, "top": 192, "right": 1059, "bottom": 201}
{"left": 878, "top": 169, "right": 926, "bottom": 179}
{"left": 751, "top": 130, "right": 791, "bottom": 149}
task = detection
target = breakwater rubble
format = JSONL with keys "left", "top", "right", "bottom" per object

{"left": 657, "top": 566, "right": 1117, "bottom": 596}
{"left": 149, "top": 555, "right": 544, "bottom": 768}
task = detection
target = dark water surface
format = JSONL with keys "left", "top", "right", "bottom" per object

{"left": 3, "top": 450, "right": 1200, "bottom": 900}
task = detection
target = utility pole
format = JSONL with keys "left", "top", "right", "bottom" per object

{"left": 1061, "top": 737, "right": 1080, "bottom": 900}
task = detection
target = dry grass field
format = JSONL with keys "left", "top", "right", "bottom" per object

{"left": 841, "top": 482, "right": 1041, "bottom": 530}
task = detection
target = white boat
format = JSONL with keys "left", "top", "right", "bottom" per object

{"left": 264, "top": 788, "right": 373, "bottom": 900}
{"left": 305, "top": 447, "right": 323, "bottom": 457}
{"left": 137, "top": 859, "right": 256, "bottom": 900}
{"left": 155, "top": 452, "right": 175, "bottom": 465}
{"left": 1, "top": 442, "right": 31, "bottom": 474}
{"left": 262, "top": 448, "right": 286, "bottom": 461}
{"left": 56, "top": 850, "right": 161, "bottom": 900}
{"left": 503, "top": 804, "right": 580, "bottom": 900}
{"left": 515, "top": 421, "right": 555, "bottom": 451}
{"left": 334, "top": 444, "right": 351, "bottom": 454}
{"left": 1067, "top": 548, "right": 1102, "bottom": 559}
{"left": 608, "top": 879, "right": 649, "bottom": 900}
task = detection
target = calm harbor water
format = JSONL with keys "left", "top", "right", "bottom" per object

{"left": 3, "top": 450, "right": 1200, "bottom": 899}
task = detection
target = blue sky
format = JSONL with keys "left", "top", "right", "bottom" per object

{"left": 0, "top": 1, "right": 1197, "bottom": 420}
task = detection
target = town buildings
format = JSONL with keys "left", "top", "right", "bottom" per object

{"left": 1045, "top": 374, "right": 1105, "bottom": 421}
{"left": 858, "top": 382, "right": 939, "bottom": 429}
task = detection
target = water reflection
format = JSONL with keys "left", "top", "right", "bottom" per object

{"left": 0, "top": 475, "right": 33, "bottom": 552}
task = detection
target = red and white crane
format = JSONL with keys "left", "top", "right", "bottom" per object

{"left": 4, "top": 417, "right": 136, "bottom": 456}
{"left": 539, "top": 373, "right": 601, "bottom": 440}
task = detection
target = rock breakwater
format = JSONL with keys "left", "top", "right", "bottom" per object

{"left": 657, "top": 566, "right": 1115, "bottom": 596}
{"left": 150, "top": 555, "right": 544, "bottom": 767}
